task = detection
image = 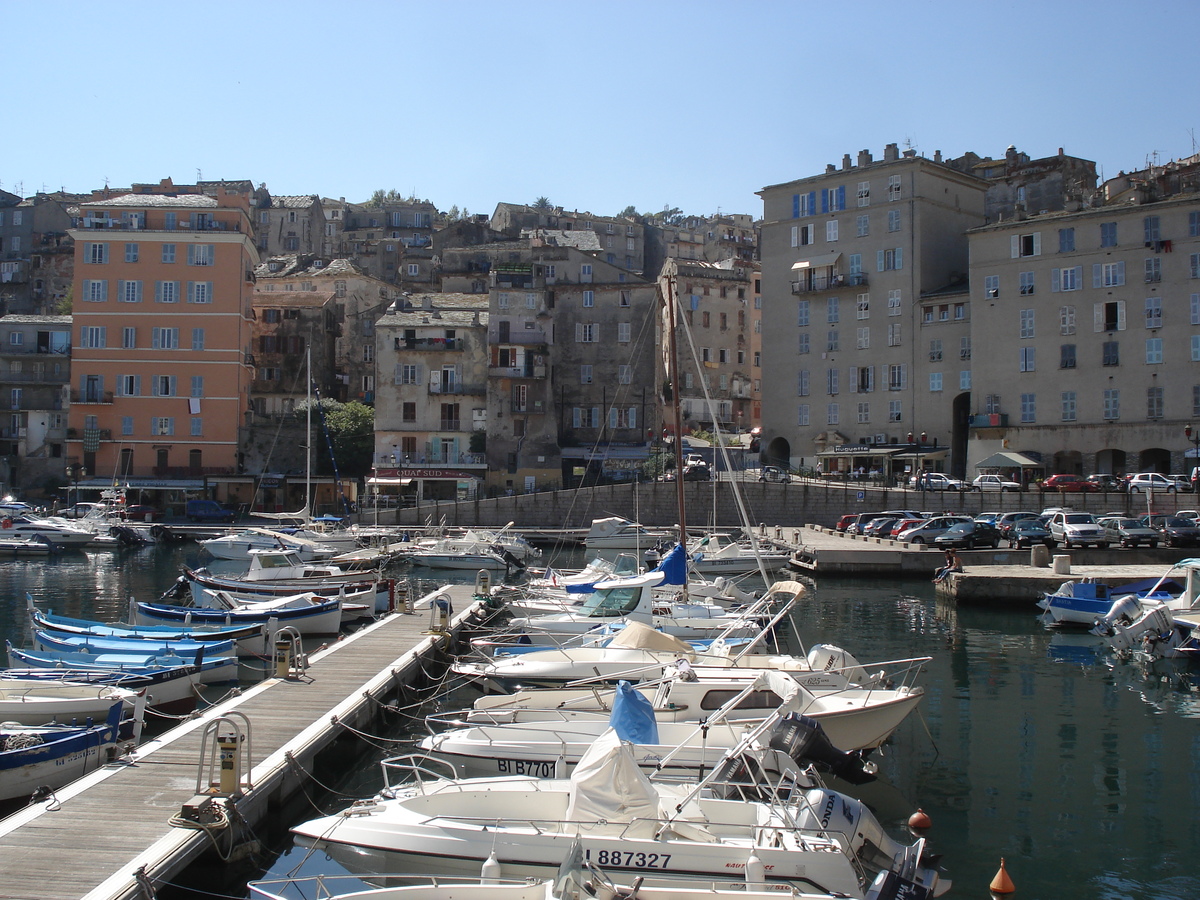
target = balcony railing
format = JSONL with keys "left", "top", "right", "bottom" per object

{"left": 488, "top": 364, "right": 547, "bottom": 379}
{"left": 790, "top": 273, "right": 866, "bottom": 294}
{"left": 428, "top": 383, "right": 485, "bottom": 396}
{"left": 488, "top": 330, "right": 549, "bottom": 346}
{"left": 373, "top": 451, "right": 486, "bottom": 467}
{"left": 66, "top": 428, "right": 112, "bottom": 440}
{"left": 72, "top": 390, "right": 114, "bottom": 404}
{"left": 0, "top": 346, "right": 71, "bottom": 357}
{"left": 80, "top": 218, "right": 242, "bottom": 233}
{"left": 969, "top": 413, "right": 1009, "bottom": 427}
{"left": 395, "top": 337, "right": 460, "bottom": 351}
{"left": 511, "top": 400, "right": 546, "bottom": 414}
{"left": 438, "top": 419, "right": 462, "bottom": 432}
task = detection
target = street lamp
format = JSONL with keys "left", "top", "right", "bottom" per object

{"left": 907, "top": 432, "right": 927, "bottom": 489}
{"left": 65, "top": 465, "right": 86, "bottom": 509}
{"left": 1186, "top": 424, "right": 1200, "bottom": 472}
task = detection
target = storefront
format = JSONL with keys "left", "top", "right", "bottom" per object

{"left": 367, "top": 467, "right": 480, "bottom": 507}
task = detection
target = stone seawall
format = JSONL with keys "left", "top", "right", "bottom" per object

{"left": 370, "top": 479, "right": 1190, "bottom": 530}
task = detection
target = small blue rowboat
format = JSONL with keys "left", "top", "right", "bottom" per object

{"left": 6, "top": 641, "right": 237, "bottom": 686}
{"left": 134, "top": 594, "right": 342, "bottom": 635}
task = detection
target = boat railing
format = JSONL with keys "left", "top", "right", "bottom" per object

{"left": 248, "top": 874, "right": 548, "bottom": 900}
{"left": 379, "top": 752, "right": 460, "bottom": 794}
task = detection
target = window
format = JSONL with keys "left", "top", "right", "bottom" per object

{"left": 582, "top": 290, "right": 594, "bottom": 307}
{"left": 1059, "top": 228, "right": 1075, "bottom": 252}
{"left": 825, "top": 220, "right": 838, "bottom": 242}
{"left": 191, "top": 376, "right": 204, "bottom": 398}
{"left": 1096, "top": 299, "right": 1126, "bottom": 332}
{"left": 856, "top": 214, "right": 869, "bottom": 237}
{"left": 363, "top": 344, "right": 373, "bottom": 364}
{"left": 827, "top": 297, "right": 839, "bottom": 323}
{"left": 155, "top": 281, "right": 178, "bottom": 303}
{"left": 856, "top": 294, "right": 869, "bottom": 319}
{"left": 718, "top": 348, "right": 728, "bottom": 363}
{"left": 122, "top": 416, "right": 134, "bottom": 436}
{"left": 1102, "top": 340, "right": 1120, "bottom": 366}
{"left": 1020, "top": 309, "right": 1034, "bottom": 338}
{"left": 1060, "top": 305, "right": 1076, "bottom": 335}
{"left": 151, "top": 417, "right": 175, "bottom": 436}
{"left": 257, "top": 367, "right": 279, "bottom": 382}
{"left": 1103, "top": 388, "right": 1120, "bottom": 420}
{"left": 1191, "top": 253, "right": 1200, "bottom": 278}
{"left": 1193, "top": 335, "right": 1200, "bottom": 362}
{"left": 856, "top": 327, "right": 869, "bottom": 349}
{"left": 877, "top": 248, "right": 902, "bottom": 271}
{"left": 985, "top": 275, "right": 999, "bottom": 298}
{"left": 6, "top": 332, "right": 20, "bottom": 346}
{"left": 1148, "top": 386, "right": 1164, "bottom": 419}
{"left": 826, "top": 368, "right": 839, "bottom": 394}
{"left": 852, "top": 365, "right": 874, "bottom": 393}
{"left": 608, "top": 407, "right": 637, "bottom": 429}
{"left": 1193, "top": 293, "right": 1200, "bottom": 324}
{"left": 1144, "top": 215, "right": 1161, "bottom": 243}
{"left": 80, "top": 326, "right": 106, "bottom": 348}
{"left": 985, "top": 394, "right": 1002, "bottom": 414}
{"left": 888, "top": 364, "right": 906, "bottom": 391}
{"left": 887, "top": 175, "right": 901, "bottom": 201}
{"left": 887, "top": 290, "right": 902, "bottom": 316}
{"left": 889, "top": 400, "right": 902, "bottom": 422}
{"left": 618, "top": 365, "right": 631, "bottom": 384}
{"left": 85, "top": 243, "right": 108, "bottom": 264}
{"left": 191, "top": 417, "right": 203, "bottom": 436}
{"left": 753, "top": 352, "right": 761, "bottom": 367}
{"left": 960, "top": 370, "right": 971, "bottom": 390}
{"left": 1145, "top": 257, "right": 1161, "bottom": 283}
{"left": 407, "top": 264, "right": 419, "bottom": 276}
{"left": 797, "top": 370, "right": 810, "bottom": 396}
{"left": 617, "top": 323, "right": 631, "bottom": 343}
{"left": 702, "top": 311, "right": 711, "bottom": 328}
{"left": 124, "top": 243, "right": 139, "bottom": 263}
{"left": 1146, "top": 337, "right": 1163, "bottom": 364}
{"left": 826, "top": 402, "right": 839, "bottom": 425}
{"left": 1191, "top": 212, "right": 1200, "bottom": 237}
{"left": 702, "top": 347, "right": 711, "bottom": 363}
{"left": 402, "top": 402, "right": 416, "bottom": 422}
{"left": 497, "top": 292, "right": 510, "bottom": 309}
{"left": 929, "top": 339, "right": 943, "bottom": 361}
{"left": 119, "top": 280, "right": 142, "bottom": 303}
{"left": 619, "top": 290, "right": 631, "bottom": 307}
{"left": 1012, "top": 233, "right": 1041, "bottom": 257}
{"left": 1060, "top": 344, "right": 1076, "bottom": 368}
{"left": 1019, "top": 347, "right": 1035, "bottom": 372}
{"left": 887, "top": 210, "right": 901, "bottom": 232}
{"left": 1100, "top": 222, "right": 1118, "bottom": 247}
{"left": 857, "top": 181, "right": 870, "bottom": 206}
{"left": 118, "top": 374, "right": 138, "bottom": 396}
{"left": 580, "top": 364, "right": 593, "bottom": 384}
{"left": 121, "top": 326, "right": 136, "bottom": 349}
{"left": 823, "top": 186, "right": 846, "bottom": 212}
{"left": 849, "top": 254, "right": 863, "bottom": 283}
{"left": 187, "top": 244, "right": 214, "bottom": 266}
{"left": 397, "top": 363, "right": 419, "bottom": 384}
{"left": 82, "top": 279, "right": 108, "bottom": 302}
{"left": 152, "top": 327, "right": 179, "bottom": 350}
{"left": 930, "top": 373, "right": 943, "bottom": 392}
{"left": 887, "top": 322, "right": 901, "bottom": 346}
{"left": 798, "top": 404, "right": 810, "bottom": 426}
{"left": 856, "top": 401, "right": 870, "bottom": 424}
{"left": 580, "top": 264, "right": 592, "bottom": 280}
{"left": 1021, "top": 393, "right": 1036, "bottom": 423}
{"left": 1019, "top": 271, "right": 1035, "bottom": 295}
{"left": 826, "top": 331, "right": 839, "bottom": 351}
{"left": 573, "top": 407, "right": 601, "bottom": 428}
{"left": 1053, "top": 266, "right": 1082, "bottom": 292}
{"left": 191, "top": 328, "right": 205, "bottom": 351}
{"left": 798, "top": 333, "right": 810, "bottom": 354}
{"left": 575, "top": 323, "right": 597, "bottom": 343}
{"left": 797, "top": 300, "right": 810, "bottom": 326}
{"left": 151, "top": 375, "right": 175, "bottom": 397}
{"left": 1195, "top": 384, "right": 1200, "bottom": 416}
{"left": 1061, "top": 391, "right": 1076, "bottom": 422}
{"left": 1145, "top": 297, "right": 1162, "bottom": 328}
{"left": 791, "top": 223, "right": 816, "bottom": 246}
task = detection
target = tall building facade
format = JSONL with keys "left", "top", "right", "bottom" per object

{"left": 759, "top": 144, "right": 987, "bottom": 479}
{"left": 66, "top": 188, "right": 257, "bottom": 494}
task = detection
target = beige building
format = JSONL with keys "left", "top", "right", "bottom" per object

{"left": 253, "top": 194, "right": 323, "bottom": 258}
{"left": 491, "top": 203, "right": 646, "bottom": 275}
{"left": 966, "top": 157, "right": 1200, "bottom": 477}
{"left": 759, "top": 144, "right": 987, "bottom": 480}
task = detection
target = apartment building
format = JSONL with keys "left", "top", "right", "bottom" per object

{"left": 373, "top": 294, "right": 489, "bottom": 503}
{"left": 759, "top": 144, "right": 987, "bottom": 479}
{"left": 967, "top": 156, "right": 1200, "bottom": 476}
{"left": 644, "top": 212, "right": 758, "bottom": 277}
{"left": 0, "top": 193, "right": 76, "bottom": 316}
{"left": 0, "top": 314, "right": 71, "bottom": 494}
{"left": 253, "top": 194, "right": 323, "bottom": 257}
{"left": 66, "top": 188, "right": 257, "bottom": 496}
{"left": 340, "top": 200, "right": 438, "bottom": 287}
{"left": 491, "top": 203, "right": 646, "bottom": 275}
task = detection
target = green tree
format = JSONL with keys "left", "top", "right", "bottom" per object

{"left": 532, "top": 196, "right": 553, "bottom": 209}
{"left": 55, "top": 285, "right": 73, "bottom": 315}
{"left": 367, "top": 189, "right": 405, "bottom": 208}
{"left": 298, "top": 399, "right": 375, "bottom": 478}
{"left": 447, "top": 205, "right": 460, "bottom": 221}
{"left": 619, "top": 204, "right": 640, "bottom": 219}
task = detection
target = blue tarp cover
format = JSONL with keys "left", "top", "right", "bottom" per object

{"left": 609, "top": 680, "right": 659, "bottom": 744}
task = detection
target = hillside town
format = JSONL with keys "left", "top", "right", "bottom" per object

{"left": 3, "top": 140, "right": 1200, "bottom": 513}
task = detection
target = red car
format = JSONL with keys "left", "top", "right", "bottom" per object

{"left": 120, "top": 504, "right": 164, "bottom": 521}
{"left": 834, "top": 514, "right": 857, "bottom": 533}
{"left": 1043, "top": 474, "right": 1097, "bottom": 493}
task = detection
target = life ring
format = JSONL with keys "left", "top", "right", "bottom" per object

{"left": 1, "top": 518, "right": 11, "bottom": 529}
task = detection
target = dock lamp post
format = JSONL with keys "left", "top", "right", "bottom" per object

{"left": 907, "top": 432, "right": 927, "bottom": 489}
{"left": 1186, "top": 424, "right": 1200, "bottom": 472}
{"left": 65, "top": 464, "right": 86, "bottom": 509}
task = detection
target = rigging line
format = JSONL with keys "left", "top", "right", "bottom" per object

{"left": 248, "top": 359, "right": 308, "bottom": 512}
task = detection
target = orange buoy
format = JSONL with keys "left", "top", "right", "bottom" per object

{"left": 908, "top": 808, "right": 932, "bottom": 830}
{"left": 990, "top": 857, "right": 1016, "bottom": 894}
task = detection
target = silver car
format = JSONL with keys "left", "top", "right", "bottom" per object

{"left": 1098, "top": 516, "right": 1159, "bottom": 548}
{"left": 897, "top": 515, "right": 973, "bottom": 544}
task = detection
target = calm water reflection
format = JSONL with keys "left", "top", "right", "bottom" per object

{"left": 2, "top": 548, "right": 1198, "bottom": 900}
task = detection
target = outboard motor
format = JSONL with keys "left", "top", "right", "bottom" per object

{"left": 1091, "top": 594, "right": 1143, "bottom": 635}
{"left": 160, "top": 574, "right": 190, "bottom": 602}
{"left": 497, "top": 547, "right": 526, "bottom": 571}
{"left": 806, "top": 644, "right": 868, "bottom": 686}
{"left": 109, "top": 525, "right": 146, "bottom": 547}
{"left": 767, "top": 713, "right": 876, "bottom": 785}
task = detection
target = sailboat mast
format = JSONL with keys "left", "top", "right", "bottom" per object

{"left": 305, "top": 341, "right": 312, "bottom": 516}
{"left": 664, "top": 268, "right": 687, "bottom": 552}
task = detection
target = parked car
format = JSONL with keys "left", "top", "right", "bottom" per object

{"left": 1007, "top": 519, "right": 1054, "bottom": 548}
{"left": 1140, "top": 514, "right": 1200, "bottom": 547}
{"left": 863, "top": 517, "right": 899, "bottom": 538}
{"left": 1043, "top": 474, "right": 1097, "bottom": 493}
{"left": 974, "top": 511, "right": 1004, "bottom": 525}
{"left": 834, "top": 514, "right": 857, "bottom": 533}
{"left": 896, "top": 515, "right": 973, "bottom": 544}
{"left": 933, "top": 521, "right": 1003, "bottom": 550}
{"left": 995, "top": 511, "right": 1044, "bottom": 538}
{"left": 759, "top": 466, "right": 791, "bottom": 483}
{"left": 844, "top": 512, "right": 889, "bottom": 535}
{"left": 59, "top": 502, "right": 98, "bottom": 519}
{"left": 972, "top": 474, "right": 1022, "bottom": 492}
{"left": 1168, "top": 475, "right": 1194, "bottom": 493}
{"left": 1097, "top": 516, "right": 1160, "bottom": 548}
{"left": 185, "top": 499, "right": 237, "bottom": 523}
{"left": 1086, "top": 474, "right": 1125, "bottom": 492}
{"left": 681, "top": 463, "right": 711, "bottom": 482}
{"left": 1126, "top": 472, "right": 1179, "bottom": 494}
{"left": 120, "top": 504, "right": 163, "bottom": 522}
{"left": 1046, "top": 511, "right": 1107, "bottom": 548}
{"left": 908, "top": 472, "right": 970, "bottom": 491}
{"left": 1177, "top": 510, "right": 1200, "bottom": 522}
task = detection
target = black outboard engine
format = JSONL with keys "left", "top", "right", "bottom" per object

{"left": 109, "top": 524, "right": 146, "bottom": 547}
{"left": 767, "top": 712, "right": 876, "bottom": 785}
{"left": 498, "top": 547, "right": 526, "bottom": 571}
{"left": 160, "top": 574, "right": 190, "bottom": 602}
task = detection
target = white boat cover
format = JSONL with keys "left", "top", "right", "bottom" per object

{"left": 563, "top": 730, "right": 660, "bottom": 838}
{"left": 606, "top": 621, "right": 695, "bottom": 656}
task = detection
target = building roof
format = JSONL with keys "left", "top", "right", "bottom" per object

{"left": 0, "top": 314, "right": 72, "bottom": 325}
{"left": 84, "top": 193, "right": 218, "bottom": 209}
{"left": 376, "top": 294, "right": 490, "bottom": 329}
{"left": 522, "top": 228, "right": 602, "bottom": 252}
{"left": 252, "top": 290, "right": 336, "bottom": 308}
{"left": 272, "top": 195, "right": 319, "bottom": 209}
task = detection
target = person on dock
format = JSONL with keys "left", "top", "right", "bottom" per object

{"left": 932, "top": 548, "right": 962, "bottom": 584}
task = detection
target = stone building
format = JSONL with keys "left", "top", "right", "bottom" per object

{"left": 0, "top": 192, "right": 76, "bottom": 316}
{"left": 253, "top": 193, "right": 323, "bottom": 257}
{"left": 0, "top": 314, "right": 72, "bottom": 496}
{"left": 946, "top": 145, "right": 1098, "bottom": 224}
{"left": 491, "top": 203, "right": 646, "bottom": 275}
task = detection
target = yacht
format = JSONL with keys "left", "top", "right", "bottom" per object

{"left": 0, "top": 513, "right": 98, "bottom": 548}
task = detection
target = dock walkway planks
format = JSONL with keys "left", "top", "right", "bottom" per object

{"left": 0, "top": 584, "right": 485, "bottom": 900}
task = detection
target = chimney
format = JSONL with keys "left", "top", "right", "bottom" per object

{"left": 934, "top": 150, "right": 943, "bottom": 163}
{"left": 842, "top": 154, "right": 853, "bottom": 171}
{"left": 422, "top": 295, "right": 433, "bottom": 310}
{"left": 858, "top": 149, "right": 873, "bottom": 167}
{"left": 902, "top": 148, "right": 916, "bottom": 158}
{"left": 884, "top": 143, "right": 899, "bottom": 161}
{"left": 825, "top": 164, "right": 837, "bottom": 175}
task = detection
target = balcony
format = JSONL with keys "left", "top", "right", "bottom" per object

{"left": 66, "top": 428, "right": 112, "bottom": 440}
{"left": 488, "top": 330, "right": 548, "bottom": 346}
{"left": 790, "top": 273, "right": 866, "bottom": 294}
{"left": 428, "top": 383, "right": 485, "bottom": 396}
{"left": 373, "top": 451, "right": 485, "bottom": 468}
{"left": 511, "top": 399, "right": 546, "bottom": 414}
{"left": 80, "top": 218, "right": 242, "bottom": 233}
{"left": 395, "top": 337, "right": 460, "bottom": 351}
{"left": 72, "top": 390, "right": 114, "bottom": 404}
{"left": 969, "top": 413, "right": 1009, "bottom": 428}
{"left": 0, "top": 369, "right": 70, "bottom": 385}
{"left": 438, "top": 419, "right": 462, "bottom": 432}
{"left": 488, "top": 364, "right": 547, "bottom": 379}
{"left": 0, "top": 345, "right": 71, "bottom": 357}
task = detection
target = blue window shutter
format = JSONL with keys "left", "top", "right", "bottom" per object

{"left": 792, "top": 194, "right": 800, "bottom": 218}
{"left": 877, "top": 250, "right": 885, "bottom": 272}
{"left": 1051, "top": 269, "right": 1060, "bottom": 292}
{"left": 821, "top": 189, "right": 829, "bottom": 214}
{"left": 837, "top": 186, "right": 846, "bottom": 210}
{"left": 135, "top": 375, "right": 141, "bottom": 396}
{"left": 895, "top": 248, "right": 903, "bottom": 269}
{"left": 807, "top": 192, "right": 816, "bottom": 217}
{"left": 1092, "top": 264, "right": 1102, "bottom": 288}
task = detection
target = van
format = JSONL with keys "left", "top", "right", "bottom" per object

{"left": 186, "top": 499, "right": 237, "bottom": 523}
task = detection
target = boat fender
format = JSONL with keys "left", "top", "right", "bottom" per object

{"left": 481, "top": 852, "right": 502, "bottom": 884}
{"left": 1, "top": 518, "right": 11, "bottom": 529}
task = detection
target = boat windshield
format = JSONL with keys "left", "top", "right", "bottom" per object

{"left": 578, "top": 584, "right": 643, "bottom": 618}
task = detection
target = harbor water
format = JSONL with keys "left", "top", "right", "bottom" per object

{"left": 2, "top": 544, "right": 1199, "bottom": 900}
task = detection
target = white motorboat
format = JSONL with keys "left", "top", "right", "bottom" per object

{"left": 0, "top": 679, "right": 140, "bottom": 727}
{"left": 1092, "top": 560, "right": 1200, "bottom": 661}
{"left": 199, "top": 528, "right": 338, "bottom": 561}
{"left": 0, "top": 513, "right": 97, "bottom": 548}
{"left": 180, "top": 548, "right": 385, "bottom": 603}
{"left": 291, "top": 728, "right": 947, "bottom": 898}
{"left": 135, "top": 592, "right": 344, "bottom": 636}
{"left": 584, "top": 516, "right": 676, "bottom": 551}
{"left": 686, "top": 532, "right": 791, "bottom": 577}
{"left": 406, "top": 538, "right": 521, "bottom": 572}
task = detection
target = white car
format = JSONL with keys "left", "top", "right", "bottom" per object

{"left": 1047, "top": 511, "right": 1108, "bottom": 548}
{"left": 972, "top": 474, "right": 1022, "bottom": 492}
{"left": 908, "top": 472, "right": 970, "bottom": 491}
{"left": 1126, "top": 472, "right": 1179, "bottom": 493}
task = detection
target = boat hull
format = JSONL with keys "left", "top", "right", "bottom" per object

{"left": 0, "top": 703, "right": 124, "bottom": 803}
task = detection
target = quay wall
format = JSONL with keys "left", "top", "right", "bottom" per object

{"left": 373, "top": 480, "right": 1194, "bottom": 530}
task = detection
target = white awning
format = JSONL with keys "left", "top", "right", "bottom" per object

{"left": 366, "top": 477, "right": 413, "bottom": 486}
{"left": 791, "top": 252, "right": 842, "bottom": 270}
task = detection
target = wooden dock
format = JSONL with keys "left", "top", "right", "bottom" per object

{"left": 0, "top": 585, "right": 489, "bottom": 900}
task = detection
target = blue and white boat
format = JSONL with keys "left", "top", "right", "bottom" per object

{"left": 0, "top": 667, "right": 198, "bottom": 717}
{"left": 1038, "top": 577, "right": 1182, "bottom": 627}
{"left": 32, "top": 627, "right": 237, "bottom": 659}
{"left": 134, "top": 592, "right": 343, "bottom": 635}
{"left": 0, "top": 698, "right": 130, "bottom": 804}
{"left": 6, "top": 641, "right": 237, "bottom": 686}
{"left": 29, "top": 602, "right": 270, "bottom": 656}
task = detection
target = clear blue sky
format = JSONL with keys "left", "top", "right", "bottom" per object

{"left": 6, "top": 0, "right": 1198, "bottom": 219}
